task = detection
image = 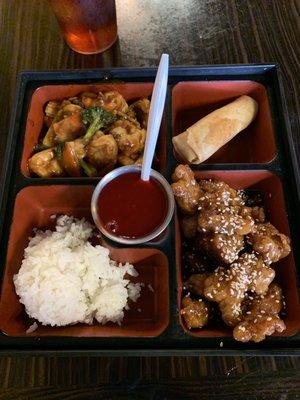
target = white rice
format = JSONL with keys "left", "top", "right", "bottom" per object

{"left": 14, "top": 215, "right": 141, "bottom": 327}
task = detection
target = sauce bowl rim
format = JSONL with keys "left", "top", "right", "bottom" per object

{"left": 91, "top": 165, "right": 175, "bottom": 245}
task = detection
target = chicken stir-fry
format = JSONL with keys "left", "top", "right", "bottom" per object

{"left": 28, "top": 148, "right": 64, "bottom": 178}
{"left": 61, "top": 138, "right": 86, "bottom": 177}
{"left": 129, "top": 98, "right": 150, "bottom": 129}
{"left": 172, "top": 165, "right": 291, "bottom": 341}
{"left": 28, "top": 91, "right": 151, "bottom": 177}
{"left": 86, "top": 132, "right": 118, "bottom": 170}
{"left": 43, "top": 103, "right": 85, "bottom": 147}
{"left": 108, "top": 119, "right": 146, "bottom": 160}
{"left": 81, "top": 90, "right": 129, "bottom": 113}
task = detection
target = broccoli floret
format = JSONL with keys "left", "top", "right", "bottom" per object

{"left": 82, "top": 106, "right": 116, "bottom": 142}
{"left": 54, "top": 142, "right": 64, "bottom": 159}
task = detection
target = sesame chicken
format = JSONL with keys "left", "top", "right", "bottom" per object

{"left": 198, "top": 205, "right": 255, "bottom": 236}
{"left": 171, "top": 165, "right": 201, "bottom": 214}
{"left": 181, "top": 296, "right": 210, "bottom": 329}
{"left": 198, "top": 179, "right": 245, "bottom": 210}
{"left": 247, "top": 222, "right": 291, "bottom": 264}
{"left": 203, "top": 253, "right": 275, "bottom": 327}
{"left": 172, "top": 165, "right": 291, "bottom": 342}
{"left": 197, "top": 233, "right": 244, "bottom": 264}
{"left": 233, "top": 283, "right": 286, "bottom": 342}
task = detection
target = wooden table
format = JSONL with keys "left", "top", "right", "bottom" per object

{"left": 0, "top": 0, "right": 299, "bottom": 398}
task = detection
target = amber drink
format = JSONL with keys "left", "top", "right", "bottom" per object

{"left": 49, "top": 0, "right": 117, "bottom": 54}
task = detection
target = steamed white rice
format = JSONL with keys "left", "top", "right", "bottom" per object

{"left": 13, "top": 215, "right": 141, "bottom": 327}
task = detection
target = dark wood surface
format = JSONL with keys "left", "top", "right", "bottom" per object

{"left": 0, "top": 0, "right": 299, "bottom": 399}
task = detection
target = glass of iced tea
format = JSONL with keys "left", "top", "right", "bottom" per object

{"left": 48, "top": 0, "right": 117, "bottom": 54}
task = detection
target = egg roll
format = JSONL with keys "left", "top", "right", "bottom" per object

{"left": 172, "top": 95, "right": 258, "bottom": 164}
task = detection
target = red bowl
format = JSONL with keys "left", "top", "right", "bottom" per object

{"left": 176, "top": 170, "right": 300, "bottom": 337}
{"left": 172, "top": 81, "right": 277, "bottom": 164}
{"left": 21, "top": 83, "right": 167, "bottom": 177}
{"left": 0, "top": 185, "right": 169, "bottom": 337}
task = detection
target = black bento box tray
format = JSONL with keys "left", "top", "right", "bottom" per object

{"left": 0, "top": 64, "right": 300, "bottom": 356}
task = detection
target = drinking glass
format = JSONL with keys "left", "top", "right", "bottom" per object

{"left": 49, "top": 0, "right": 117, "bottom": 54}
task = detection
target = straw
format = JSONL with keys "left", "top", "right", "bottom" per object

{"left": 141, "top": 54, "right": 169, "bottom": 181}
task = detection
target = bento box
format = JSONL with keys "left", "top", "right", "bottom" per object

{"left": 0, "top": 65, "right": 299, "bottom": 355}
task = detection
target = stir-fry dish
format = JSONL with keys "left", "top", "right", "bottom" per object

{"left": 172, "top": 165, "right": 291, "bottom": 342}
{"left": 28, "top": 91, "right": 150, "bottom": 177}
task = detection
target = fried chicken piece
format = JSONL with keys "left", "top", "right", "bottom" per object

{"left": 181, "top": 296, "right": 210, "bottom": 329}
{"left": 86, "top": 132, "right": 118, "bottom": 169}
{"left": 233, "top": 283, "right": 286, "bottom": 342}
{"left": 197, "top": 233, "right": 244, "bottom": 264}
{"left": 196, "top": 179, "right": 256, "bottom": 235}
{"left": 108, "top": 119, "right": 146, "bottom": 158}
{"left": 198, "top": 180, "right": 244, "bottom": 210}
{"left": 81, "top": 91, "right": 129, "bottom": 113}
{"left": 198, "top": 205, "right": 255, "bottom": 235}
{"left": 180, "top": 214, "right": 198, "bottom": 239}
{"left": 129, "top": 98, "right": 150, "bottom": 129}
{"left": 203, "top": 253, "right": 275, "bottom": 326}
{"left": 184, "top": 273, "right": 211, "bottom": 296}
{"left": 171, "top": 165, "right": 201, "bottom": 215}
{"left": 28, "top": 148, "right": 64, "bottom": 178}
{"left": 247, "top": 223, "right": 291, "bottom": 264}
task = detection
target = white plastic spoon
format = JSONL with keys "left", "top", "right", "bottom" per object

{"left": 141, "top": 53, "right": 169, "bottom": 181}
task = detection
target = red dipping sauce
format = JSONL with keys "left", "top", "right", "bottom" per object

{"left": 97, "top": 172, "right": 168, "bottom": 239}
